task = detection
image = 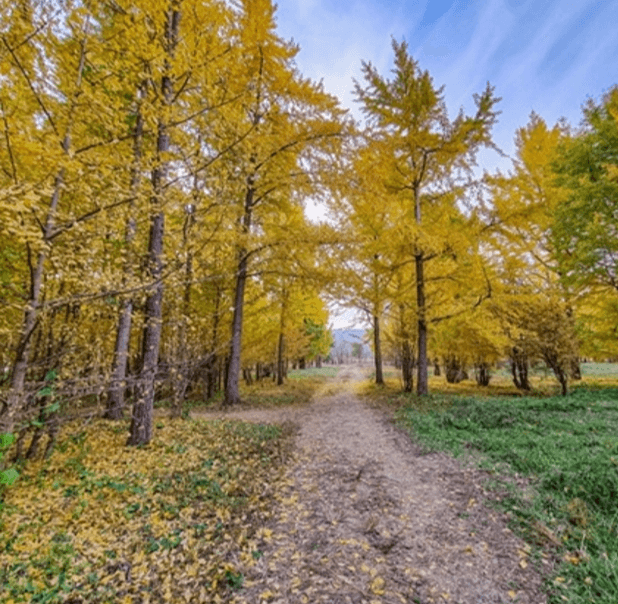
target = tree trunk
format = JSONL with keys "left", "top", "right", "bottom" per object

{"left": 106, "top": 298, "right": 133, "bottom": 419}
{"left": 401, "top": 340, "right": 413, "bottom": 393}
{"left": 413, "top": 183, "right": 428, "bottom": 396}
{"left": 128, "top": 213, "right": 164, "bottom": 445}
{"left": 475, "top": 362, "right": 491, "bottom": 386}
{"left": 445, "top": 355, "right": 468, "bottom": 383}
{"left": 106, "top": 86, "right": 144, "bottom": 420}
{"left": 398, "top": 304, "right": 413, "bottom": 392}
{"left": 416, "top": 252, "right": 428, "bottom": 395}
{"left": 2, "top": 42, "right": 86, "bottom": 432}
{"left": 242, "top": 367, "right": 253, "bottom": 386}
{"left": 544, "top": 352, "right": 569, "bottom": 396}
{"left": 128, "top": 5, "right": 179, "bottom": 445}
{"left": 433, "top": 358, "right": 441, "bottom": 376}
{"left": 224, "top": 184, "right": 254, "bottom": 406}
{"left": 510, "top": 347, "right": 530, "bottom": 391}
{"left": 373, "top": 312, "right": 384, "bottom": 385}
{"left": 277, "top": 290, "right": 286, "bottom": 386}
{"left": 277, "top": 330, "right": 285, "bottom": 386}
{"left": 171, "top": 205, "right": 195, "bottom": 418}
{"left": 570, "top": 358, "right": 582, "bottom": 380}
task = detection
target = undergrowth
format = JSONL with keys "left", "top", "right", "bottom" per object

{"left": 0, "top": 418, "right": 293, "bottom": 603}
{"left": 159, "top": 366, "right": 341, "bottom": 412}
{"left": 392, "top": 387, "right": 618, "bottom": 604}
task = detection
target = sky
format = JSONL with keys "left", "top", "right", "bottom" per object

{"left": 272, "top": 0, "right": 618, "bottom": 329}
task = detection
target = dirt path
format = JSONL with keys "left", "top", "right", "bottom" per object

{"left": 197, "top": 366, "right": 548, "bottom": 604}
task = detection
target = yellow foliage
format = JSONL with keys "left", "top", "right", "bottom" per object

{"left": 0, "top": 417, "right": 291, "bottom": 602}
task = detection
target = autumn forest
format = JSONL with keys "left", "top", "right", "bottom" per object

{"left": 1, "top": 0, "right": 616, "bottom": 444}
{"left": 1, "top": 0, "right": 618, "bottom": 602}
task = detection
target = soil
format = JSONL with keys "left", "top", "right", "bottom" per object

{"left": 194, "top": 365, "right": 550, "bottom": 604}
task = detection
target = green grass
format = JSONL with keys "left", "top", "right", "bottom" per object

{"left": 393, "top": 387, "right": 618, "bottom": 604}
{"left": 286, "top": 366, "right": 340, "bottom": 380}
{"left": 580, "top": 362, "right": 618, "bottom": 378}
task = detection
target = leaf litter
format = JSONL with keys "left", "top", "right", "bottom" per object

{"left": 200, "top": 366, "right": 550, "bottom": 603}
{"left": 1, "top": 366, "right": 551, "bottom": 603}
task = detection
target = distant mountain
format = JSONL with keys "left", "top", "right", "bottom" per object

{"left": 330, "top": 328, "right": 373, "bottom": 361}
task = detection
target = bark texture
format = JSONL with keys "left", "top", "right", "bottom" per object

{"left": 128, "top": 6, "right": 179, "bottom": 445}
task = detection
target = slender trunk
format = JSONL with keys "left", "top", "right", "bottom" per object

{"left": 400, "top": 304, "right": 413, "bottom": 393}
{"left": 545, "top": 353, "right": 569, "bottom": 396}
{"left": 373, "top": 312, "right": 384, "bottom": 385}
{"left": 416, "top": 251, "right": 428, "bottom": 395}
{"left": 128, "top": 6, "right": 179, "bottom": 445}
{"left": 277, "top": 331, "right": 285, "bottom": 386}
{"left": 171, "top": 206, "right": 195, "bottom": 418}
{"left": 205, "top": 283, "right": 221, "bottom": 399}
{"left": 413, "top": 185, "right": 428, "bottom": 396}
{"left": 2, "top": 36, "right": 87, "bottom": 432}
{"left": 128, "top": 212, "right": 164, "bottom": 445}
{"left": 475, "top": 362, "right": 491, "bottom": 386}
{"left": 401, "top": 340, "right": 413, "bottom": 393}
{"left": 433, "top": 358, "right": 441, "bottom": 376}
{"left": 510, "top": 346, "right": 530, "bottom": 391}
{"left": 224, "top": 185, "right": 254, "bottom": 406}
{"left": 277, "top": 289, "right": 286, "bottom": 386}
{"left": 107, "top": 87, "right": 144, "bottom": 420}
{"left": 570, "top": 358, "right": 582, "bottom": 380}
{"left": 106, "top": 298, "right": 133, "bottom": 419}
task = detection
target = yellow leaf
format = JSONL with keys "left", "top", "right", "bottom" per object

{"left": 370, "top": 576, "right": 385, "bottom": 595}
{"left": 260, "top": 589, "right": 274, "bottom": 600}
{"left": 519, "top": 559, "right": 528, "bottom": 569}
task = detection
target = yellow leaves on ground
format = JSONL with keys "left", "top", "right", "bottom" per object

{"left": 369, "top": 575, "right": 386, "bottom": 595}
{"left": 0, "top": 418, "right": 291, "bottom": 603}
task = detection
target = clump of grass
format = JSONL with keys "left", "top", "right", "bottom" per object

{"left": 393, "top": 387, "right": 618, "bottom": 604}
{"left": 286, "top": 366, "right": 340, "bottom": 380}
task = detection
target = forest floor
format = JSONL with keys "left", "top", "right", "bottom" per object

{"left": 194, "top": 365, "right": 550, "bottom": 604}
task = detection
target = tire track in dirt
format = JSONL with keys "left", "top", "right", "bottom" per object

{"left": 197, "top": 365, "right": 549, "bottom": 604}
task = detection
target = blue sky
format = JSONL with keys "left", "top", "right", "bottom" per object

{"left": 273, "top": 0, "right": 618, "bottom": 329}
{"left": 276, "top": 0, "right": 617, "bottom": 172}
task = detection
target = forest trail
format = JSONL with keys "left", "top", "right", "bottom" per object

{"left": 195, "top": 366, "right": 548, "bottom": 604}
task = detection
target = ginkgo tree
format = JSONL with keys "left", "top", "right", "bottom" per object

{"left": 353, "top": 38, "right": 500, "bottom": 395}
{"left": 551, "top": 87, "right": 618, "bottom": 361}
{"left": 485, "top": 114, "right": 580, "bottom": 394}
{"left": 0, "top": 1, "right": 127, "bottom": 434}
{"left": 219, "top": 0, "right": 344, "bottom": 406}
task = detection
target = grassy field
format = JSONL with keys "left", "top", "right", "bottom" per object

{"left": 369, "top": 364, "right": 618, "bottom": 604}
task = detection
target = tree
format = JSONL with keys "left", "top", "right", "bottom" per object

{"left": 486, "top": 114, "right": 581, "bottom": 394}
{"left": 222, "top": 0, "right": 343, "bottom": 406}
{"left": 354, "top": 39, "right": 500, "bottom": 395}
{"left": 552, "top": 88, "right": 618, "bottom": 292}
{"left": 331, "top": 138, "right": 400, "bottom": 385}
{"left": 0, "top": 2, "right": 104, "bottom": 433}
